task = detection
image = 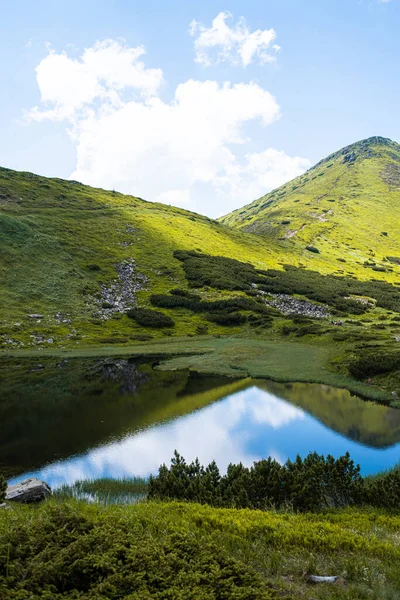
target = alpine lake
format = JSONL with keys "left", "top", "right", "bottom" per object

{"left": 1, "top": 356, "right": 400, "bottom": 493}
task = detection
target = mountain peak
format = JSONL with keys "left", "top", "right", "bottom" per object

{"left": 315, "top": 136, "right": 400, "bottom": 170}
{"left": 219, "top": 136, "right": 400, "bottom": 271}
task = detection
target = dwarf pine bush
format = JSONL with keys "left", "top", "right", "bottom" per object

{"left": 0, "top": 475, "right": 6, "bottom": 503}
{"left": 149, "top": 451, "right": 400, "bottom": 511}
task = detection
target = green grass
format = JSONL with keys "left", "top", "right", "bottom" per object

{"left": 1, "top": 499, "right": 400, "bottom": 599}
{"left": 219, "top": 136, "right": 400, "bottom": 282}
{"left": 54, "top": 477, "right": 149, "bottom": 504}
{"left": 2, "top": 138, "right": 400, "bottom": 400}
{"left": 5, "top": 335, "right": 398, "bottom": 404}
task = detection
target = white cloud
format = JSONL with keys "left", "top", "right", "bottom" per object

{"left": 28, "top": 39, "right": 163, "bottom": 121}
{"left": 28, "top": 39, "right": 309, "bottom": 217}
{"left": 189, "top": 12, "right": 280, "bottom": 67}
{"left": 216, "top": 148, "right": 311, "bottom": 211}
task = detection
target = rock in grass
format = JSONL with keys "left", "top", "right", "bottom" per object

{"left": 6, "top": 478, "right": 51, "bottom": 503}
{"left": 309, "top": 575, "right": 339, "bottom": 584}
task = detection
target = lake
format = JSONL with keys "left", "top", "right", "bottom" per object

{"left": 1, "top": 356, "right": 399, "bottom": 489}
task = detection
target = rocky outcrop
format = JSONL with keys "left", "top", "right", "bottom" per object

{"left": 89, "top": 260, "right": 148, "bottom": 320}
{"left": 6, "top": 478, "right": 51, "bottom": 503}
{"left": 266, "top": 293, "right": 330, "bottom": 319}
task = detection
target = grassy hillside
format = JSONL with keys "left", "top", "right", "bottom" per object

{"left": 219, "top": 136, "right": 400, "bottom": 280}
{"left": 3, "top": 140, "right": 400, "bottom": 398}
{"left": 0, "top": 165, "right": 278, "bottom": 347}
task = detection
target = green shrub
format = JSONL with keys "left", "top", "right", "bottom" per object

{"left": 305, "top": 246, "right": 320, "bottom": 254}
{"left": 0, "top": 502, "right": 271, "bottom": 599}
{"left": 348, "top": 351, "right": 400, "bottom": 379}
{"left": 0, "top": 475, "right": 6, "bottom": 503}
{"left": 205, "top": 311, "right": 247, "bottom": 326}
{"left": 173, "top": 250, "right": 265, "bottom": 291}
{"left": 173, "top": 250, "right": 400, "bottom": 314}
{"left": 365, "top": 468, "right": 400, "bottom": 508}
{"left": 149, "top": 451, "right": 366, "bottom": 511}
{"left": 127, "top": 308, "right": 175, "bottom": 328}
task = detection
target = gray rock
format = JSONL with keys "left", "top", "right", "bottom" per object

{"left": 0, "top": 503, "right": 11, "bottom": 510}
{"left": 28, "top": 314, "right": 44, "bottom": 319}
{"left": 6, "top": 478, "right": 51, "bottom": 503}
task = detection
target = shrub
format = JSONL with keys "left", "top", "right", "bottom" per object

{"left": 0, "top": 475, "right": 6, "bottom": 503}
{"left": 149, "top": 451, "right": 367, "bottom": 511}
{"left": 173, "top": 250, "right": 400, "bottom": 314}
{"left": 348, "top": 351, "right": 400, "bottom": 379}
{"left": 0, "top": 501, "right": 271, "bottom": 599}
{"left": 86, "top": 263, "right": 101, "bottom": 271}
{"left": 205, "top": 311, "right": 247, "bottom": 326}
{"left": 127, "top": 308, "right": 175, "bottom": 328}
{"left": 305, "top": 246, "right": 320, "bottom": 254}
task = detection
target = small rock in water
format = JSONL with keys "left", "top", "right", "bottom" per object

{"left": 6, "top": 478, "right": 51, "bottom": 503}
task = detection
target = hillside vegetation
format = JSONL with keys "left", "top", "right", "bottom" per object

{"left": 220, "top": 136, "right": 400, "bottom": 279}
{"left": 2, "top": 137, "right": 400, "bottom": 398}
{"left": 1, "top": 499, "right": 399, "bottom": 599}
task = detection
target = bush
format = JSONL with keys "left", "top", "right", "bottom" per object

{"left": 205, "top": 311, "right": 247, "bottom": 326}
{"left": 173, "top": 250, "right": 400, "bottom": 314}
{"left": 348, "top": 352, "right": 400, "bottom": 379}
{"left": 149, "top": 451, "right": 368, "bottom": 511}
{"left": 306, "top": 246, "right": 320, "bottom": 253}
{"left": 0, "top": 475, "right": 6, "bottom": 503}
{"left": 127, "top": 308, "right": 175, "bottom": 328}
{"left": 0, "top": 501, "right": 270, "bottom": 599}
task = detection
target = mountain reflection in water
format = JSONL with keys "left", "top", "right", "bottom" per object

{"left": 1, "top": 357, "right": 399, "bottom": 487}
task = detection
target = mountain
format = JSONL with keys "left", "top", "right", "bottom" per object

{"left": 219, "top": 136, "right": 400, "bottom": 280}
{"left": 0, "top": 165, "right": 278, "bottom": 347}
{"left": 2, "top": 136, "right": 400, "bottom": 373}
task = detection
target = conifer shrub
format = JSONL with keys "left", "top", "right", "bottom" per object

{"left": 173, "top": 250, "right": 400, "bottom": 314}
{"left": 205, "top": 311, "right": 247, "bottom": 326}
{"left": 0, "top": 502, "right": 272, "bottom": 599}
{"left": 0, "top": 475, "right": 6, "bottom": 503}
{"left": 149, "top": 451, "right": 374, "bottom": 511}
{"left": 127, "top": 308, "right": 175, "bottom": 328}
{"left": 348, "top": 351, "right": 400, "bottom": 379}
{"left": 305, "top": 246, "right": 320, "bottom": 254}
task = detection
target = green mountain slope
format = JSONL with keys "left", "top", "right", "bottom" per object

{"left": 0, "top": 166, "right": 278, "bottom": 347}
{"left": 219, "top": 136, "right": 400, "bottom": 280}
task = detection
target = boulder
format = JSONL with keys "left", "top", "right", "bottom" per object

{"left": 28, "top": 314, "right": 44, "bottom": 319}
{"left": 6, "top": 478, "right": 51, "bottom": 503}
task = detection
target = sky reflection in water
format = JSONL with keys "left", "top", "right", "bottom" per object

{"left": 13, "top": 386, "right": 400, "bottom": 488}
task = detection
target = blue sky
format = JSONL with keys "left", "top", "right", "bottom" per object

{"left": 0, "top": 0, "right": 398, "bottom": 216}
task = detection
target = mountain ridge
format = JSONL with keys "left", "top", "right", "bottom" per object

{"left": 218, "top": 136, "right": 400, "bottom": 280}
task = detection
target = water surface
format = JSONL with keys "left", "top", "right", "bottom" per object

{"left": 1, "top": 357, "right": 399, "bottom": 488}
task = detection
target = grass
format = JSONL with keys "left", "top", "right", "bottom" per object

{"left": 1, "top": 499, "right": 399, "bottom": 599}
{"left": 2, "top": 139, "right": 400, "bottom": 402}
{"left": 5, "top": 335, "right": 398, "bottom": 404}
{"left": 219, "top": 136, "right": 400, "bottom": 283}
{"left": 54, "top": 477, "right": 149, "bottom": 504}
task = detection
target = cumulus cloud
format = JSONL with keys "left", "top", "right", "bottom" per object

{"left": 28, "top": 39, "right": 310, "bottom": 216}
{"left": 189, "top": 12, "right": 280, "bottom": 67}
{"left": 28, "top": 39, "right": 163, "bottom": 121}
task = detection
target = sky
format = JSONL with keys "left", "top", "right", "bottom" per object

{"left": 0, "top": 0, "right": 398, "bottom": 217}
